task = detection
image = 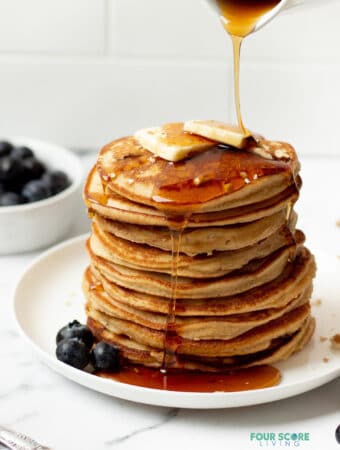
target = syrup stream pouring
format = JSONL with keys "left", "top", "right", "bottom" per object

{"left": 207, "top": 0, "right": 289, "bottom": 139}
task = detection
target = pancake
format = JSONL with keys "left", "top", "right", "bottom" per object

{"left": 96, "top": 136, "right": 300, "bottom": 213}
{"left": 90, "top": 219, "right": 299, "bottom": 278}
{"left": 83, "top": 266, "right": 312, "bottom": 340}
{"left": 94, "top": 209, "right": 296, "bottom": 255}
{"left": 87, "top": 247, "right": 315, "bottom": 316}
{"left": 86, "top": 300, "right": 311, "bottom": 357}
{"left": 84, "top": 166, "right": 299, "bottom": 227}
{"left": 87, "top": 315, "right": 315, "bottom": 371}
{"left": 88, "top": 240, "right": 301, "bottom": 299}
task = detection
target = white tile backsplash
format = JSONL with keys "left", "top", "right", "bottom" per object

{"left": 0, "top": 0, "right": 339, "bottom": 155}
{"left": 0, "top": 60, "right": 231, "bottom": 149}
{"left": 0, "top": 0, "right": 106, "bottom": 53}
{"left": 243, "top": 2, "right": 340, "bottom": 64}
{"left": 111, "top": 0, "right": 228, "bottom": 59}
{"left": 241, "top": 63, "right": 340, "bottom": 155}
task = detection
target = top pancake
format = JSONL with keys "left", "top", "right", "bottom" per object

{"left": 96, "top": 133, "right": 300, "bottom": 213}
{"left": 84, "top": 166, "right": 299, "bottom": 227}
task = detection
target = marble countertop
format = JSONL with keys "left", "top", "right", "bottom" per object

{"left": 1, "top": 153, "right": 340, "bottom": 450}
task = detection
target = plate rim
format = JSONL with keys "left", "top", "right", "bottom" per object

{"left": 12, "top": 234, "right": 340, "bottom": 409}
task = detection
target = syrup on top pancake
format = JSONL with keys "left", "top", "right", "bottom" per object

{"left": 96, "top": 123, "right": 299, "bottom": 213}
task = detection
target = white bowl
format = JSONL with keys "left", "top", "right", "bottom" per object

{"left": 0, "top": 137, "right": 83, "bottom": 254}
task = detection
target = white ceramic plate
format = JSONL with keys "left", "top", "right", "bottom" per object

{"left": 13, "top": 235, "right": 340, "bottom": 409}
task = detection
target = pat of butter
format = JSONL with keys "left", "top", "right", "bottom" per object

{"left": 184, "top": 120, "right": 250, "bottom": 149}
{"left": 134, "top": 122, "right": 216, "bottom": 162}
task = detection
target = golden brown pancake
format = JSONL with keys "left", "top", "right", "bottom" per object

{"left": 90, "top": 219, "right": 299, "bottom": 278}
{"left": 84, "top": 166, "right": 299, "bottom": 227}
{"left": 87, "top": 315, "right": 314, "bottom": 371}
{"left": 94, "top": 209, "right": 296, "bottom": 255}
{"left": 86, "top": 301, "right": 312, "bottom": 357}
{"left": 83, "top": 266, "right": 312, "bottom": 340}
{"left": 96, "top": 136, "right": 299, "bottom": 213}
{"left": 86, "top": 247, "right": 315, "bottom": 317}
{"left": 87, "top": 240, "right": 301, "bottom": 299}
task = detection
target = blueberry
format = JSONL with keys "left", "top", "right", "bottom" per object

{"left": 56, "top": 320, "right": 94, "bottom": 350}
{"left": 22, "top": 157, "right": 45, "bottom": 182}
{"left": 91, "top": 342, "right": 120, "bottom": 371}
{"left": 22, "top": 179, "right": 51, "bottom": 203}
{"left": 0, "top": 156, "right": 22, "bottom": 182}
{"left": 56, "top": 338, "right": 90, "bottom": 369}
{"left": 336, "top": 425, "right": 340, "bottom": 444}
{"left": 0, "top": 192, "right": 25, "bottom": 206}
{"left": 0, "top": 141, "right": 13, "bottom": 157}
{"left": 42, "top": 170, "right": 70, "bottom": 195}
{"left": 11, "top": 145, "right": 34, "bottom": 160}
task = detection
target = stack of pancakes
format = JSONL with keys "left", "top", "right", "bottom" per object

{"left": 83, "top": 127, "right": 316, "bottom": 372}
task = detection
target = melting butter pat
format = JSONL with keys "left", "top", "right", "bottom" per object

{"left": 134, "top": 122, "right": 216, "bottom": 162}
{"left": 184, "top": 120, "right": 251, "bottom": 149}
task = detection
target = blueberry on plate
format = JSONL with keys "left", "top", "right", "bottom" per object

{"left": 21, "top": 157, "right": 45, "bottom": 182}
{"left": 0, "top": 192, "right": 25, "bottom": 206}
{"left": 0, "top": 141, "right": 13, "bottom": 157}
{"left": 11, "top": 145, "right": 34, "bottom": 160}
{"left": 56, "top": 338, "right": 90, "bottom": 369}
{"left": 22, "top": 180, "right": 51, "bottom": 203}
{"left": 0, "top": 156, "right": 22, "bottom": 182}
{"left": 91, "top": 342, "right": 120, "bottom": 372}
{"left": 42, "top": 170, "right": 70, "bottom": 195}
{"left": 56, "top": 320, "right": 94, "bottom": 350}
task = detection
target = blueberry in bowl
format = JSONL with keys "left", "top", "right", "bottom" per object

{"left": 0, "top": 137, "right": 82, "bottom": 254}
{"left": 0, "top": 140, "right": 71, "bottom": 204}
{"left": 11, "top": 145, "right": 34, "bottom": 160}
{"left": 0, "top": 140, "right": 13, "bottom": 157}
{"left": 0, "top": 192, "right": 25, "bottom": 206}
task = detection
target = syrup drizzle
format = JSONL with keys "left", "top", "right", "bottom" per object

{"left": 161, "top": 228, "right": 184, "bottom": 374}
{"left": 152, "top": 145, "right": 293, "bottom": 206}
{"left": 231, "top": 35, "right": 246, "bottom": 135}
{"left": 217, "top": 0, "right": 281, "bottom": 135}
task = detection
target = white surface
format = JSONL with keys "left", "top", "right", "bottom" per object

{"left": 0, "top": 138, "right": 83, "bottom": 254}
{"left": 1, "top": 153, "right": 340, "bottom": 448}
{"left": 0, "top": 1, "right": 340, "bottom": 152}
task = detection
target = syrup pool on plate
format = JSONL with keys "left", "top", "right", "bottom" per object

{"left": 97, "top": 365, "right": 281, "bottom": 392}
